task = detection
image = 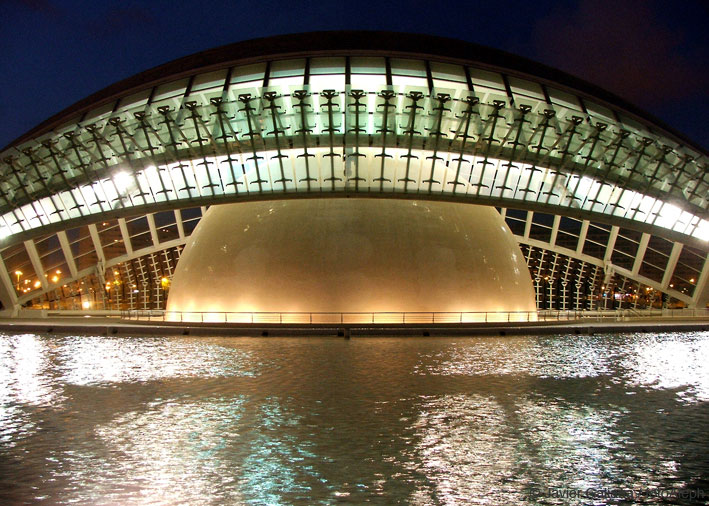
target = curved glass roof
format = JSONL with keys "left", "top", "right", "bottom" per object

{"left": 0, "top": 32, "right": 707, "bottom": 246}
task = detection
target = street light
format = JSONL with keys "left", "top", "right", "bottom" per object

{"left": 14, "top": 270, "right": 22, "bottom": 290}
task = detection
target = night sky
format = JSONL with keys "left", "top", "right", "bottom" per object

{"left": 1, "top": 0, "right": 707, "bottom": 150}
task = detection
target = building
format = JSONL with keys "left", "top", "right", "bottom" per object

{"left": 0, "top": 31, "right": 707, "bottom": 317}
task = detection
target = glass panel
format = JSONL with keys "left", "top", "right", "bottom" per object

{"left": 390, "top": 58, "right": 426, "bottom": 77}
{"left": 83, "top": 102, "right": 115, "bottom": 123}
{"left": 351, "top": 57, "right": 385, "bottom": 74}
{"left": 180, "top": 208, "right": 202, "bottom": 236}
{"left": 126, "top": 216, "right": 152, "bottom": 251}
{"left": 1, "top": 245, "right": 37, "bottom": 296}
{"left": 392, "top": 75, "right": 427, "bottom": 87}
{"left": 268, "top": 76, "right": 304, "bottom": 88}
{"left": 154, "top": 210, "right": 180, "bottom": 243}
{"left": 117, "top": 89, "right": 151, "bottom": 110}
{"left": 432, "top": 80, "right": 467, "bottom": 94}
{"left": 547, "top": 87, "right": 583, "bottom": 113}
{"left": 430, "top": 62, "right": 466, "bottom": 83}
{"left": 310, "top": 74, "right": 345, "bottom": 92}
{"left": 508, "top": 76, "right": 545, "bottom": 101}
{"left": 191, "top": 69, "right": 227, "bottom": 92}
{"left": 98, "top": 220, "right": 127, "bottom": 260}
{"left": 152, "top": 79, "right": 189, "bottom": 102}
{"left": 310, "top": 57, "right": 345, "bottom": 75}
{"left": 230, "top": 63, "right": 266, "bottom": 84}
{"left": 468, "top": 68, "right": 505, "bottom": 91}
{"left": 350, "top": 74, "right": 387, "bottom": 88}
{"left": 269, "top": 59, "right": 305, "bottom": 78}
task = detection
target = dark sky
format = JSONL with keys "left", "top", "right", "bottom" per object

{"left": 1, "top": 0, "right": 707, "bottom": 150}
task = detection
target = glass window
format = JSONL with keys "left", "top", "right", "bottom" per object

{"left": 191, "top": 70, "right": 227, "bottom": 92}
{"left": 350, "top": 73, "right": 387, "bottom": 88}
{"left": 310, "top": 57, "right": 345, "bottom": 75}
{"left": 152, "top": 79, "right": 189, "bottom": 102}
{"left": 430, "top": 62, "right": 466, "bottom": 83}
{"left": 432, "top": 79, "right": 468, "bottom": 94}
{"left": 268, "top": 76, "right": 305, "bottom": 88}
{"left": 390, "top": 58, "right": 426, "bottom": 77}
{"left": 468, "top": 68, "right": 505, "bottom": 91}
{"left": 230, "top": 63, "right": 266, "bottom": 84}
{"left": 269, "top": 59, "right": 305, "bottom": 78}
{"left": 310, "top": 74, "right": 345, "bottom": 92}
{"left": 83, "top": 102, "right": 115, "bottom": 123}
{"left": 547, "top": 87, "right": 582, "bottom": 112}
{"left": 392, "top": 75, "right": 427, "bottom": 87}
{"left": 584, "top": 100, "right": 616, "bottom": 123}
{"left": 351, "top": 57, "right": 385, "bottom": 74}
{"left": 117, "top": 89, "right": 151, "bottom": 113}
{"left": 126, "top": 216, "right": 152, "bottom": 250}
{"left": 508, "top": 76, "right": 545, "bottom": 101}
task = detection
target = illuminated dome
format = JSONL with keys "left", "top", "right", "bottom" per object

{"left": 166, "top": 198, "right": 535, "bottom": 319}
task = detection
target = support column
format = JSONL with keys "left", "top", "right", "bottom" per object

{"left": 523, "top": 211, "right": 533, "bottom": 239}
{"left": 118, "top": 218, "right": 133, "bottom": 256}
{"left": 57, "top": 231, "right": 78, "bottom": 279}
{"left": 549, "top": 215, "right": 561, "bottom": 247}
{"left": 632, "top": 233, "right": 650, "bottom": 277}
{"left": 146, "top": 213, "right": 160, "bottom": 247}
{"left": 690, "top": 254, "right": 709, "bottom": 309}
{"left": 603, "top": 226, "right": 619, "bottom": 263}
{"left": 661, "top": 242, "right": 682, "bottom": 289}
{"left": 88, "top": 224, "right": 106, "bottom": 265}
{"left": 24, "top": 240, "right": 48, "bottom": 291}
{"left": 0, "top": 254, "right": 19, "bottom": 314}
{"left": 576, "top": 220, "right": 589, "bottom": 255}
{"left": 175, "top": 209, "right": 185, "bottom": 239}
{"left": 88, "top": 224, "right": 107, "bottom": 307}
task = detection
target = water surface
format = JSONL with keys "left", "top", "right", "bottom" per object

{"left": 1, "top": 332, "right": 708, "bottom": 504}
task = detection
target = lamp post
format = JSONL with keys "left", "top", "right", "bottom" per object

{"left": 14, "top": 270, "right": 22, "bottom": 290}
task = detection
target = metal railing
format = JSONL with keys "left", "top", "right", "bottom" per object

{"left": 119, "top": 308, "right": 709, "bottom": 324}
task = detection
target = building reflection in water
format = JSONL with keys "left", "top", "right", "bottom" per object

{"left": 0, "top": 333, "right": 708, "bottom": 504}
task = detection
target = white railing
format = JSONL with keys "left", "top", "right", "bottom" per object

{"left": 119, "top": 308, "right": 709, "bottom": 324}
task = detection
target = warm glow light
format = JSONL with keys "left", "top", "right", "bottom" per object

{"left": 82, "top": 301, "right": 91, "bottom": 309}
{"left": 51, "top": 275, "right": 58, "bottom": 283}
{"left": 33, "top": 281, "right": 41, "bottom": 288}
{"left": 167, "top": 199, "right": 536, "bottom": 321}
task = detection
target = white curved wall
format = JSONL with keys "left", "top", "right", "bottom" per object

{"left": 166, "top": 198, "right": 536, "bottom": 319}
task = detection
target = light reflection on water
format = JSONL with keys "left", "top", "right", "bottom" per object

{"left": 1, "top": 332, "right": 708, "bottom": 504}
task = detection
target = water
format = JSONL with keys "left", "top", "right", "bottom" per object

{"left": 1, "top": 332, "right": 708, "bottom": 505}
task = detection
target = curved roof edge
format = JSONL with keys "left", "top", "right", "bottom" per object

{"left": 4, "top": 30, "right": 707, "bottom": 156}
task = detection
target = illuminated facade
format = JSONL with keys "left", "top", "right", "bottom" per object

{"left": 0, "top": 32, "right": 706, "bottom": 315}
